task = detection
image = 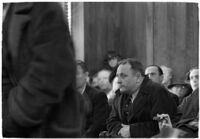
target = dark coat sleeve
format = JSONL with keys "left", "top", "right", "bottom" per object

{"left": 84, "top": 92, "right": 109, "bottom": 137}
{"left": 178, "top": 89, "right": 199, "bottom": 120}
{"left": 6, "top": 3, "right": 76, "bottom": 135}
{"left": 129, "top": 87, "right": 178, "bottom": 137}
{"left": 106, "top": 95, "right": 122, "bottom": 137}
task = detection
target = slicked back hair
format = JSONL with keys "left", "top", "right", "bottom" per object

{"left": 118, "top": 58, "right": 145, "bottom": 77}
{"left": 146, "top": 65, "right": 163, "bottom": 76}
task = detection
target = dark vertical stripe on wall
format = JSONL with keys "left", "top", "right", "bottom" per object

{"left": 83, "top": 2, "right": 198, "bottom": 81}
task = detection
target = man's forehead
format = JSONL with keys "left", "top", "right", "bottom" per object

{"left": 98, "top": 70, "right": 110, "bottom": 76}
{"left": 117, "top": 63, "right": 132, "bottom": 73}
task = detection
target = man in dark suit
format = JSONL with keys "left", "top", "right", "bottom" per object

{"left": 107, "top": 58, "right": 177, "bottom": 137}
{"left": 3, "top": 3, "right": 82, "bottom": 137}
{"left": 145, "top": 65, "right": 179, "bottom": 106}
{"left": 76, "top": 60, "right": 110, "bottom": 137}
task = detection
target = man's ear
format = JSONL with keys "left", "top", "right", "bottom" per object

{"left": 136, "top": 72, "right": 142, "bottom": 79}
{"left": 85, "top": 72, "right": 89, "bottom": 77}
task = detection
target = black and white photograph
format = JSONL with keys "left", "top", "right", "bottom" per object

{"left": 2, "top": 1, "right": 199, "bottom": 138}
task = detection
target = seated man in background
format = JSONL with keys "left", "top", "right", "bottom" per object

{"left": 145, "top": 65, "right": 164, "bottom": 83}
{"left": 155, "top": 68, "right": 199, "bottom": 137}
{"left": 97, "top": 69, "right": 112, "bottom": 97}
{"left": 89, "top": 72, "right": 100, "bottom": 89}
{"left": 145, "top": 65, "right": 179, "bottom": 106}
{"left": 76, "top": 60, "right": 109, "bottom": 137}
{"left": 107, "top": 59, "right": 177, "bottom": 138}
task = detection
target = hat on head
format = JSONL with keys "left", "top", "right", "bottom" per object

{"left": 168, "top": 81, "right": 189, "bottom": 89}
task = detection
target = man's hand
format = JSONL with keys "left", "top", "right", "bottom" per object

{"left": 188, "top": 120, "right": 198, "bottom": 127}
{"left": 118, "top": 124, "right": 130, "bottom": 137}
{"left": 153, "top": 114, "right": 172, "bottom": 130}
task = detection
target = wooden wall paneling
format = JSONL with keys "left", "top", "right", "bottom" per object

{"left": 71, "top": 2, "right": 85, "bottom": 60}
{"left": 122, "top": 3, "right": 148, "bottom": 66}
{"left": 185, "top": 3, "right": 198, "bottom": 72}
{"left": 84, "top": 2, "right": 124, "bottom": 73}
{"left": 146, "top": 3, "right": 154, "bottom": 66}
{"left": 84, "top": 3, "right": 104, "bottom": 73}
{"left": 82, "top": 2, "right": 198, "bottom": 78}
{"left": 171, "top": 3, "right": 187, "bottom": 81}
{"left": 153, "top": 3, "right": 198, "bottom": 82}
{"left": 154, "top": 3, "right": 171, "bottom": 67}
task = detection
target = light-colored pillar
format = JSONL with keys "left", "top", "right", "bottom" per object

{"left": 71, "top": 2, "right": 85, "bottom": 61}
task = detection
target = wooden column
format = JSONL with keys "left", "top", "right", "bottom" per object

{"left": 71, "top": 2, "right": 84, "bottom": 61}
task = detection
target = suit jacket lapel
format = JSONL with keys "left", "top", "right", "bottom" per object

{"left": 7, "top": 3, "right": 33, "bottom": 60}
{"left": 117, "top": 94, "right": 123, "bottom": 120}
{"left": 82, "top": 85, "right": 93, "bottom": 114}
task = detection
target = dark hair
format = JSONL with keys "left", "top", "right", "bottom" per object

{"left": 109, "top": 66, "right": 118, "bottom": 83}
{"left": 76, "top": 60, "right": 88, "bottom": 73}
{"left": 146, "top": 65, "right": 163, "bottom": 76}
{"left": 118, "top": 58, "right": 145, "bottom": 76}
{"left": 106, "top": 51, "right": 119, "bottom": 60}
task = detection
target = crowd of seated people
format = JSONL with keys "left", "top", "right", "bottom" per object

{"left": 154, "top": 68, "right": 199, "bottom": 137}
{"left": 77, "top": 53, "right": 198, "bottom": 138}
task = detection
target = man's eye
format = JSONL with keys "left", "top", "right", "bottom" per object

{"left": 121, "top": 74, "right": 127, "bottom": 78}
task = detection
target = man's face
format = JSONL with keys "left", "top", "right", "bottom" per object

{"left": 76, "top": 65, "right": 88, "bottom": 89}
{"left": 91, "top": 75, "right": 99, "bottom": 88}
{"left": 97, "top": 70, "right": 112, "bottom": 92}
{"left": 116, "top": 63, "right": 139, "bottom": 93}
{"left": 145, "top": 66, "right": 162, "bottom": 83}
{"left": 189, "top": 69, "right": 199, "bottom": 91}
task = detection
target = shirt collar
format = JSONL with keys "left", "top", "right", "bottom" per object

{"left": 80, "top": 83, "right": 87, "bottom": 95}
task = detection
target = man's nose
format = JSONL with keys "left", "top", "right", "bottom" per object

{"left": 192, "top": 78, "right": 198, "bottom": 83}
{"left": 117, "top": 78, "right": 122, "bottom": 84}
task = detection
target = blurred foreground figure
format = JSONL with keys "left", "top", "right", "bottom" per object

{"left": 3, "top": 3, "right": 82, "bottom": 137}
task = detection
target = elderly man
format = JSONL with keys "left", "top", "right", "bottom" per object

{"left": 145, "top": 65, "right": 179, "bottom": 106}
{"left": 76, "top": 60, "right": 109, "bottom": 137}
{"left": 107, "top": 58, "right": 177, "bottom": 137}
